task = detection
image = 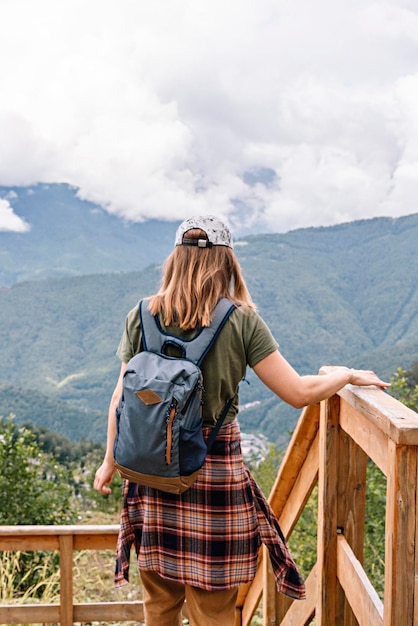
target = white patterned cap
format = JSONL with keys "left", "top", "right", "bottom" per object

{"left": 175, "top": 215, "right": 233, "bottom": 248}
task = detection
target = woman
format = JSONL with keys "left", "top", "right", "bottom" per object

{"left": 94, "top": 215, "right": 389, "bottom": 626}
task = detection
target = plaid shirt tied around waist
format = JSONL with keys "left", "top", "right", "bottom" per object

{"left": 115, "top": 419, "right": 306, "bottom": 600}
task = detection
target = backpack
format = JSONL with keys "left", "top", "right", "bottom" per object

{"left": 113, "top": 297, "right": 236, "bottom": 494}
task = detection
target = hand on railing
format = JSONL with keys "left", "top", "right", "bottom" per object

{"left": 342, "top": 367, "right": 390, "bottom": 389}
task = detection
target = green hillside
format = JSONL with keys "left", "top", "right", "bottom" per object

{"left": 1, "top": 213, "right": 417, "bottom": 446}
{"left": 0, "top": 383, "right": 103, "bottom": 442}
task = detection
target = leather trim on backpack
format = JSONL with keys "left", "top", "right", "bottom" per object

{"left": 114, "top": 461, "right": 202, "bottom": 495}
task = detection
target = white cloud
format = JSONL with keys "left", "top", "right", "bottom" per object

{"left": 0, "top": 198, "right": 30, "bottom": 232}
{"left": 0, "top": 0, "right": 417, "bottom": 233}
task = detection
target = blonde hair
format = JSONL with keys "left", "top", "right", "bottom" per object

{"left": 149, "top": 228, "right": 255, "bottom": 329}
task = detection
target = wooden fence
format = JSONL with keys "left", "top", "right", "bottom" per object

{"left": 1, "top": 374, "right": 417, "bottom": 625}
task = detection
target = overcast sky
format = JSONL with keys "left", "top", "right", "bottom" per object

{"left": 1, "top": 0, "right": 417, "bottom": 235}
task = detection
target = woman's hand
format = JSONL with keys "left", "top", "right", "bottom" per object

{"left": 94, "top": 458, "right": 116, "bottom": 494}
{"left": 346, "top": 368, "right": 390, "bottom": 389}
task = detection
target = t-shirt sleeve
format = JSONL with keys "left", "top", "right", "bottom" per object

{"left": 116, "top": 304, "right": 142, "bottom": 363}
{"left": 243, "top": 309, "right": 279, "bottom": 368}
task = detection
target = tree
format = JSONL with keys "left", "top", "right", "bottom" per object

{"left": 389, "top": 363, "right": 418, "bottom": 412}
{"left": 0, "top": 415, "right": 76, "bottom": 525}
{"left": 0, "top": 415, "right": 78, "bottom": 596}
{"left": 248, "top": 443, "right": 283, "bottom": 497}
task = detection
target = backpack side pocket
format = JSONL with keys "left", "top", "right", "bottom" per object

{"left": 179, "top": 419, "right": 207, "bottom": 475}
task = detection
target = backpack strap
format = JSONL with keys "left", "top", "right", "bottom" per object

{"left": 139, "top": 298, "right": 236, "bottom": 365}
{"left": 205, "top": 395, "right": 234, "bottom": 452}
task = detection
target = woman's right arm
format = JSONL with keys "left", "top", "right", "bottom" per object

{"left": 253, "top": 350, "right": 389, "bottom": 409}
{"left": 93, "top": 362, "right": 127, "bottom": 494}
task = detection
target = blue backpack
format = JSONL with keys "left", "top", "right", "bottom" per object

{"left": 113, "top": 298, "right": 236, "bottom": 494}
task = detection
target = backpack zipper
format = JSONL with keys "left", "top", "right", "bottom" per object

{"left": 165, "top": 399, "right": 177, "bottom": 465}
{"left": 180, "top": 380, "right": 204, "bottom": 415}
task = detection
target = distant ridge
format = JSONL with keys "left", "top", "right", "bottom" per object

{"left": 0, "top": 183, "right": 180, "bottom": 285}
{"left": 1, "top": 182, "right": 417, "bottom": 289}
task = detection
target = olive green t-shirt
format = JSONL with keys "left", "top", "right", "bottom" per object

{"left": 116, "top": 304, "right": 278, "bottom": 427}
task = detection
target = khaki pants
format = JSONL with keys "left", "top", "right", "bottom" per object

{"left": 140, "top": 569, "right": 238, "bottom": 626}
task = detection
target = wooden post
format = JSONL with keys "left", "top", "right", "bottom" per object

{"left": 383, "top": 440, "right": 417, "bottom": 625}
{"left": 263, "top": 545, "right": 279, "bottom": 625}
{"left": 337, "top": 428, "right": 368, "bottom": 625}
{"left": 59, "top": 534, "right": 74, "bottom": 626}
{"left": 416, "top": 449, "right": 418, "bottom": 626}
{"left": 317, "top": 395, "right": 340, "bottom": 625}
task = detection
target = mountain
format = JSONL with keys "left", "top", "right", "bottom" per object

{"left": 1, "top": 211, "right": 417, "bottom": 447}
{"left": 0, "top": 183, "right": 180, "bottom": 285}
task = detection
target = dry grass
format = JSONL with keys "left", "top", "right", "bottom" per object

{"left": 0, "top": 550, "right": 60, "bottom": 604}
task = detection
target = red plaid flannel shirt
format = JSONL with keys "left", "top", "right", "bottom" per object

{"left": 115, "top": 420, "right": 305, "bottom": 600}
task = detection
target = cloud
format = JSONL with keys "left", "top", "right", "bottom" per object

{"left": 0, "top": 0, "right": 418, "bottom": 233}
{"left": 0, "top": 198, "right": 30, "bottom": 232}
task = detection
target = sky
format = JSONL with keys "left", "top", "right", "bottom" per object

{"left": 0, "top": 0, "right": 418, "bottom": 235}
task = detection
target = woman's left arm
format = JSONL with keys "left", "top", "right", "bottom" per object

{"left": 253, "top": 350, "right": 390, "bottom": 409}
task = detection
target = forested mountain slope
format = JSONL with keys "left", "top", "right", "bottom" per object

{"left": 1, "top": 213, "right": 417, "bottom": 446}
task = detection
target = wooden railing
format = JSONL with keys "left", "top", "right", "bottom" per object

{"left": 236, "top": 369, "right": 418, "bottom": 625}
{"left": 1, "top": 375, "right": 417, "bottom": 625}
{"left": 0, "top": 525, "right": 145, "bottom": 625}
